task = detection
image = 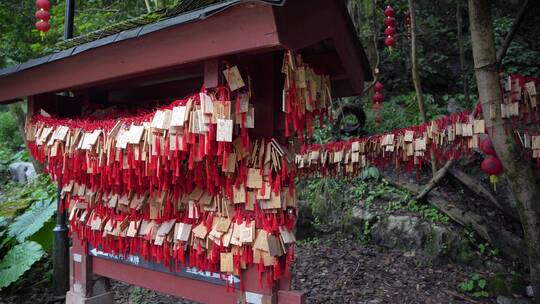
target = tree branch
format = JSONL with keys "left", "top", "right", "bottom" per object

{"left": 388, "top": 176, "right": 526, "bottom": 262}
{"left": 408, "top": 0, "right": 437, "bottom": 175}
{"left": 449, "top": 168, "right": 519, "bottom": 221}
{"left": 496, "top": 0, "right": 530, "bottom": 64}
{"left": 416, "top": 159, "right": 455, "bottom": 201}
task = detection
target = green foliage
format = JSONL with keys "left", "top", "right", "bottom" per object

{"left": 475, "top": 242, "right": 500, "bottom": 258}
{"left": 129, "top": 286, "right": 147, "bottom": 303}
{"left": 28, "top": 220, "right": 55, "bottom": 251}
{"left": 0, "top": 175, "right": 57, "bottom": 289}
{"left": 7, "top": 198, "right": 56, "bottom": 243}
{"left": 0, "top": 241, "right": 45, "bottom": 290}
{"left": 458, "top": 273, "right": 489, "bottom": 298}
{"left": 0, "top": 1, "right": 150, "bottom": 67}
{"left": 378, "top": 184, "right": 449, "bottom": 223}
{"left": 494, "top": 17, "right": 540, "bottom": 77}
{"left": 296, "top": 237, "right": 320, "bottom": 247}
{"left": 408, "top": 200, "right": 449, "bottom": 223}
{"left": 0, "top": 175, "right": 57, "bottom": 218}
{"left": 364, "top": 92, "right": 446, "bottom": 134}
{"left": 360, "top": 166, "right": 380, "bottom": 180}
{"left": 299, "top": 177, "right": 350, "bottom": 223}
{"left": 0, "top": 110, "right": 23, "bottom": 151}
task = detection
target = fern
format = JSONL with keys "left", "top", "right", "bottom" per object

{"left": 7, "top": 198, "right": 56, "bottom": 243}
{"left": 0, "top": 241, "right": 44, "bottom": 290}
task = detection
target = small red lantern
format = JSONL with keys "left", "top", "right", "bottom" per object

{"left": 374, "top": 81, "right": 384, "bottom": 92}
{"left": 479, "top": 137, "right": 496, "bottom": 155}
{"left": 384, "top": 17, "right": 396, "bottom": 27}
{"left": 384, "top": 6, "right": 395, "bottom": 17}
{"left": 383, "top": 6, "right": 397, "bottom": 51}
{"left": 36, "top": 20, "right": 50, "bottom": 32}
{"left": 384, "top": 26, "right": 396, "bottom": 37}
{"left": 35, "top": 0, "right": 51, "bottom": 34}
{"left": 404, "top": 11, "right": 412, "bottom": 38}
{"left": 372, "top": 81, "right": 384, "bottom": 123}
{"left": 372, "top": 91, "right": 384, "bottom": 104}
{"left": 36, "top": 0, "right": 51, "bottom": 10}
{"left": 385, "top": 36, "right": 396, "bottom": 48}
{"left": 481, "top": 155, "right": 503, "bottom": 191}
{"left": 35, "top": 10, "right": 50, "bottom": 22}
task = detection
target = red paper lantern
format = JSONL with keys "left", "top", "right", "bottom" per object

{"left": 36, "top": 20, "right": 50, "bottom": 32}
{"left": 404, "top": 11, "right": 411, "bottom": 38}
{"left": 384, "top": 26, "right": 396, "bottom": 37}
{"left": 384, "top": 6, "right": 395, "bottom": 17}
{"left": 372, "top": 81, "right": 384, "bottom": 122}
{"left": 404, "top": 12, "right": 411, "bottom": 25}
{"left": 479, "top": 137, "right": 496, "bottom": 155}
{"left": 372, "top": 102, "right": 383, "bottom": 123}
{"left": 372, "top": 91, "right": 384, "bottom": 104}
{"left": 35, "top": 0, "right": 51, "bottom": 10}
{"left": 35, "top": 0, "right": 51, "bottom": 33}
{"left": 385, "top": 36, "right": 396, "bottom": 48}
{"left": 481, "top": 155, "right": 503, "bottom": 191}
{"left": 384, "top": 17, "right": 396, "bottom": 27}
{"left": 35, "top": 9, "right": 50, "bottom": 22}
{"left": 374, "top": 81, "right": 384, "bottom": 92}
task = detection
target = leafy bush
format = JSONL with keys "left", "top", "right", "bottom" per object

{"left": 0, "top": 175, "right": 57, "bottom": 290}
{"left": 459, "top": 273, "right": 489, "bottom": 298}
{"left": 363, "top": 92, "right": 447, "bottom": 135}
{"left": 0, "top": 110, "right": 23, "bottom": 152}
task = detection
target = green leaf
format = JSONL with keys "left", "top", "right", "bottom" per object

{"left": 0, "top": 241, "right": 44, "bottom": 290}
{"left": 458, "top": 281, "right": 474, "bottom": 292}
{"left": 368, "top": 167, "right": 380, "bottom": 179}
{"left": 27, "top": 220, "right": 55, "bottom": 250}
{"left": 472, "top": 291, "right": 489, "bottom": 298}
{"left": 8, "top": 198, "right": 56, "bottom": 243}
{"left": 361, "top": 168, "right": 370, "bottom": 180}
{"left": 477, "top": 279, "right": 487, "bottom": 289}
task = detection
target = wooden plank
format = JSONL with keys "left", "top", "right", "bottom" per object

{"left": 0, "top": 4, "right": 280, "bottom": 103}
{"left": 93, "top": 257, "right": 239, "bottom": 303}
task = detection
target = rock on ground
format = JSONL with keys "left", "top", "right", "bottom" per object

{"left": 8, "top": 162, "right": 36, "bottom": 183}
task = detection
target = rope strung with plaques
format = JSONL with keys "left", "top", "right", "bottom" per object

{"left": 295, "top": 74, "right": 540, "bottom": 191}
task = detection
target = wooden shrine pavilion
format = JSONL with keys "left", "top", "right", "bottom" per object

{"left": 0, "top": 1, "right": 371, "bottom": 303}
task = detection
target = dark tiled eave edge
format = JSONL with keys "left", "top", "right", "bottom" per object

{"left": 0, "top": 0, "right": 286, "bottom": 79}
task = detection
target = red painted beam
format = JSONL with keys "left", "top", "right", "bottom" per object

{"left": 93, "top": 257, "right": 239, "bottom": 304}
{"left": 0, "top": 3, "right": 280, "bottom": 103}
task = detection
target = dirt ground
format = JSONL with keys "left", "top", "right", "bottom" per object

{"left": 0, "top": 234, "right": 493, "bottom": 304}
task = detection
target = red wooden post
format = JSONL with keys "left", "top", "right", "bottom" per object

{"left": 66, "top": 242, "right": 114, "bottom": 304}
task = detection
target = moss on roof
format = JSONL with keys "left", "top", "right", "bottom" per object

{"left": 54, "top": 0, "right": 226, "bottom": 51}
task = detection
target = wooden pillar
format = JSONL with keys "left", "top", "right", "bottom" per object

{"left": 66, "top": 241, "right": 114, "bottom": 304}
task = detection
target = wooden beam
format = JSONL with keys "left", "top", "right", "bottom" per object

{"left": 0, "top": 4, "right": 280, "bottom": 103}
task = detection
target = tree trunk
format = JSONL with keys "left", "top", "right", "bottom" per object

{"left": 468, "top": 0, "right": 540, "bottom": 301}
{"left": 408, "top": 0, "right": 437, "bottom": 175}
